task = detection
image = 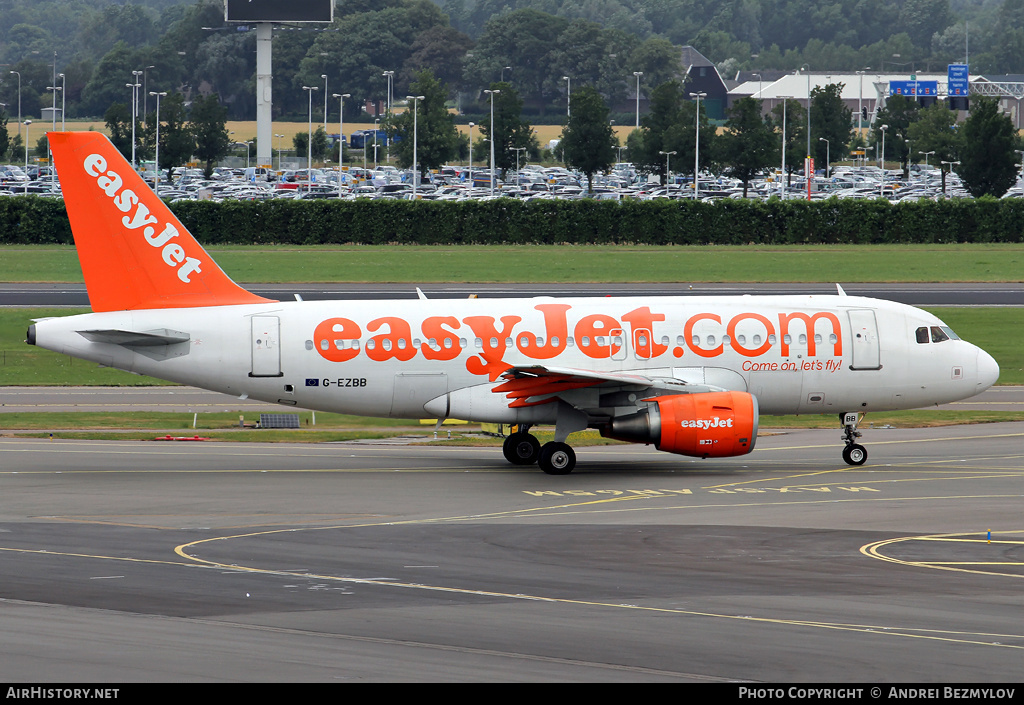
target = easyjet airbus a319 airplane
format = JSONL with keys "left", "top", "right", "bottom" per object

{"left": 28, "top": 132, "right": 1000, "bottom": 474}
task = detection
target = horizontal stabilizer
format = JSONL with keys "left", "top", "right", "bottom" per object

{"left": 78, "top": 329, "right": 190, "bottom": 346}
{"left": 77, "top": 328, "right": 191, "bottom": 361}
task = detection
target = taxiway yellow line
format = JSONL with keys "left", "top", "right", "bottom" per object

{"left": 861, "top": 531, "right": 1024, "bottom": 579}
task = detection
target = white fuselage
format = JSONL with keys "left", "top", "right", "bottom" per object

{"left": 31, "top": 294, "right": 998, "bottom": 423}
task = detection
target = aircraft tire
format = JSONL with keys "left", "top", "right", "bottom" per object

{"left": 538, "top": 442, "right": 576, "bottom": 475}
{"left": 503, "top": 432, "right": 541, "bottom": 465}
{"left": 842, "top": 444, "right": 868, "bottom": 466}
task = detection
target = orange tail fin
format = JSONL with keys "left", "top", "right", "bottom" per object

{"left": 49, "top": 131, "right": 273, "bottom": 312}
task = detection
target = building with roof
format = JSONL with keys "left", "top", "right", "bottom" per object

{"left": 730, "top": 70, "right": 947, "bottom": 127}
{"left": 679, "top": 46, "right": 730, "bottom": 120}
{"left": 727, "top": 69, "right": 1024, "bottom": 130}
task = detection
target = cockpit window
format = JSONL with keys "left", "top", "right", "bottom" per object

{"left": 930, "top": 326, "right": 950, "bottom": 343}
{"left": 916, "top": 327, "right": 929, "bottom": 344}
{"left": 941, "top": 326, "right": 960, "bottom": 340}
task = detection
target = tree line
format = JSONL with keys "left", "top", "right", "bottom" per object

{"left": 4, "top": 0, "right": 1024, "bottom": 127}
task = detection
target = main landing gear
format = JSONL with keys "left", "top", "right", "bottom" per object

{"left": 840, "top": 412, "right": 868, "bottom": 465}
{"left": 502, "top": 430, "right": 540, "bottom": 465}
{"left": 502, "top": 426, "right": 576, "bottom": 475}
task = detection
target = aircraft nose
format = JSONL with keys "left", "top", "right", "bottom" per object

{"left": 977, "top": 348, "right": 1000, "bottom": 390}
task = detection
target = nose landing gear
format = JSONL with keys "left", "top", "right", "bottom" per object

{"left": 840, "top": 412, "right": 868, "bottom": 465}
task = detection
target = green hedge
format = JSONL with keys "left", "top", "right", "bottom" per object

{"left": 2, "top": 195, "right": 1023, "bottom": 245}
{"left": 0, "top": 196, "right": 74, "bottom": 244}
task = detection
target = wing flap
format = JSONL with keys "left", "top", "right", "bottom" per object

{"left": 494, "top": 365, "right": 671, "bottom": 408}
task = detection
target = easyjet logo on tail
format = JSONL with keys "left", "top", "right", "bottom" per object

{"left": 83, "top": 153, "right": 203, "bottom": 283}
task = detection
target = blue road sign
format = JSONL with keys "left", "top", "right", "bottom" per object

{"left": 948, "top": 64, "right": 969, "bottom": 96}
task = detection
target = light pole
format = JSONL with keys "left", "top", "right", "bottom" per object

{"left": 879, "top": 124, "right": 889, "bottom": 197}
{"left": 149, "top": 91, "right": 166, "bottom": 192}
{"left": 303, "top": 85, "right": 319, "bottom": 175}
{"left": 513, "top": 146, "right": 526, "bottom": 187}
{"left": 382, "top": 71, "right": 394, "bottom": 162}
{"left": 132, "top": 69, "right": 143, "bottom": 118}
{"left": 940, "top": 160, "right": 960, "bottom": 194}
{"left": 856, "top": 69, "right": 867, "bottom": 137}
{"left": 819, "top": 137, "right": 829, "bottom": 178}
{"left": 126, "top": 80, "right": 141, "bottom": 170}
{"left": 690, "top": 91, "right": 706, "bottom": 199}
{"left": 501, "top": 66, "right": 511, "bottom": 82}
{"left": 382, "top": 71, "right": 394, "bottom": 115}
{"left": 47, "top": 82, "right": 62, "bottom": 133}
{"left": 659, "top": 150, "right": 676, "bottom": 187}
{"left": 779, "top": 96, "right": 792, "bottom": 199}
{"left": 467, "top": 122, "right": 474, "bottom": 188}
{"left": 141, "top": 65, "right": 154, "bottom": 118}
{"left": 59, "top": 73, "right": 65, "bottom": 131}
{"left": 23, "top": 120, "right": 31, "bottom": 173}
{"left": 562, "top": 76, "right": 570, "bottom": 118}
{"left": 752, "top": 72, "right": 762, "bottom": 116}
{"left": 275, "top": 133, "right": 284, "bottom": 172}
{"left": 633, "top": 71, "right": 643, "bottom": 129}
{"left": 921, "top": 150, "right": 935, "bottom": 170}
{"left": 373, "top": 118, "right": 380, "bottom": 169}
{"left": 321, "top": 74, "right": 329, "bottom": 132}
{"left": 333, "top": 93, "right": 350, "bottom": 169}
{"left": 801, "top": 65, "right": 811, "bottom": 170}
{"left": 407, "top": 95, "right": 424, "bottom": 195}
{"left": 879, "top": 124, "right": 888, "bottom": 169}
{"left": 484, "top": 89, "right": 500, "bottom": 196}
{"left": 9, "top": 71, "right": 21, "bottom": 140}
{"left": 46, "top": 79, "right": 62, "bottom": 192}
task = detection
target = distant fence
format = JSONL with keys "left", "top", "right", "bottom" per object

{"left": 2, "top": 196, "right": 1023, "bottom": 245}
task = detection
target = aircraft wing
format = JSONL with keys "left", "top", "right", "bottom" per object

{"left": 493, "top": 365, "right": 704, "bottom": 408}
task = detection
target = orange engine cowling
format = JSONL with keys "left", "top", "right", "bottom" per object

{"left": 602, "top": 391, "right": 758, "bottom": 458}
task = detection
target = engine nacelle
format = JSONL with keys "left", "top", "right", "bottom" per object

{"left": 602, "top": 391, "right": 758, "bottom": 458}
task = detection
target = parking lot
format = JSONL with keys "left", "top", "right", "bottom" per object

{"left": 3, "top": 159, "right": 1008, "bottom": 203}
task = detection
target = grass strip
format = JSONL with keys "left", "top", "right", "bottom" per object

{"left": 3, "top": 243, "right": 1024, "bottom": 284}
